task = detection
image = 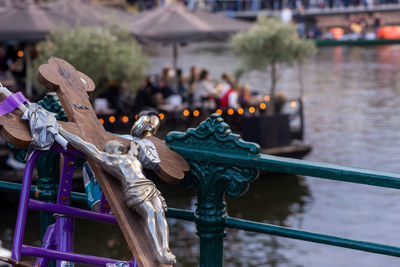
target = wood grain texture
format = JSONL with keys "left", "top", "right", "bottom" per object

{"left": 147, "top": 136, "right": 189, "bottom": 184}
{"left": 37, "top": 57, "right": 171, "bottom": 267}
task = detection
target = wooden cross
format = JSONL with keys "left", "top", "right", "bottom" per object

{"left": 0, "top": 57, "right": 190, "bottom": 267}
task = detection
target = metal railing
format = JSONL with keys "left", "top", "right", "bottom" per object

{"left": 1, "top": 113, "right": 400, "bottom": 266}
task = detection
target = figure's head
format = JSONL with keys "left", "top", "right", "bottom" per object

{"left": 105, "top": 140, "right": 124, "bottom": 155}
{"left": 130, "top": 110, "right": 160, "bottom": 137}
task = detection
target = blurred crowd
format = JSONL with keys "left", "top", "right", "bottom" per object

{"left": 131, "top": 0, "right": 399, "bottom": 12}
{"left": 98, "top": 65, "right": 284, "bottom": 116}
{"left": 323, "top": 13, "right": 383, "bottom": 39}
{"left": 129, "top": 66, "right": 261, "bottom": 114}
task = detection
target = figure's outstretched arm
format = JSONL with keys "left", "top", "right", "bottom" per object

{"left": 59, "top": 127, "right": 105, "bottom": 164}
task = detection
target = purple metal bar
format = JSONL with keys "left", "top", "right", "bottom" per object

{"left": 35, "top": 224, "right": 56, "bottom": 267}
{"left": 13, "top": 147, "right": 138, "bottom": 267}
{"left": 21, "top": 245, "right": 133, "bottom": 267}
{"left": 12, "top": 150, "right": 44, "bottom": 262}
{"left": 55, "top": 216, "right": 74, "bottom": 267}
{"left": 57, "top": 154, "right": 75, "bottom": 205}
{"left": 99, "top": 192, "right": 111, "bottom": 214}
{"left": 29, "top": 200, "right": 118, "bottom": 224}
{"left": 56, "top": 154, "right": 76, "bottom": 267}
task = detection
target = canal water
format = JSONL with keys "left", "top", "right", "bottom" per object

{"left": 1, "top": 45, "right": 400, "bottom": 266}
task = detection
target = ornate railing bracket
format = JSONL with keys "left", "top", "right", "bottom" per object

{"left": 165, "top": 113, "right": 260, "bottom": 266}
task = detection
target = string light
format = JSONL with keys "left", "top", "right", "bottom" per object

{"left": 259, "top": 103, "right": 266, "bottom": 110}
{"left": 227, "top": 108, "right": 234, "bottom": 115}
{"left": 17, "top": 51, "right": 24, "bottom": 58}
{"left": 238, "top": 108, "right": 244, "bottom": 115}
{"left": 98, "top": 118, "right": 104, "bottom": 124}
{"left": 183, "top": 109, "right": 190, "bottom": 117}
{"left": 249, "top": 107, "right": 255, "bottom": 114}
{"left": 135, "top": 114, "right": 138, "bottom": 120}
{"left": 159, "top": 113, "right": 165, "bottom": 120}
{"left": 193, "top": 110, "right": 200, "bottom": 117}
{"left": 122, "top": 116, "right": 129, "bottom": 123}
{"left": 109, "top": 116, "right": 116, "bottom": 123}
{"left": 216, "top": 109, "right": 222, "bottom": 115}
{"left": 290, "top": 101, "right": 297, "bottom": 108}
{"left": 264, "top": 95, "right": 270, "bottom": 102}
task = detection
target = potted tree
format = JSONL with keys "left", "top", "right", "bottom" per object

{"left": 31, "top": 26, "right": 149, "bottom": 99}
{"left": 231, "top": 16, "right": 316, "bottom": 148}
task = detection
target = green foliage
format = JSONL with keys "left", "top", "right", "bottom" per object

{"left": 231, "top": 16, "right": 316, "bottom": 114}
{"left": 231, "top": 16, "right": 316, "bottom": 71}
{"left": 31, "top": 26, "right": 149, "bottom": 96}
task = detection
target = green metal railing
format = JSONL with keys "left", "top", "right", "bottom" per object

{"left": 164, "top": 113, "right": 400, "bottom": 265}
{"left": 1, "top": 113, "right": 400, "bottom": 266}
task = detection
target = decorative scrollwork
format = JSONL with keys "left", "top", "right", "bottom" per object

{"left": 166, "top": 113, "right": 260, "bottom": 155}
{"left": 165, "top": 114, "right": 260, "bottom": 244}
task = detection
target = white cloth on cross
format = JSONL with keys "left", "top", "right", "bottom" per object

{"left": 22, "top": 103, "right": 66, "bottom": 150}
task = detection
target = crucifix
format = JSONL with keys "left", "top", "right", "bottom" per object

{"left": 0, "top": 57, "right": 189, "bottom": 266}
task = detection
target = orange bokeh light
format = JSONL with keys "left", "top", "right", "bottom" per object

{"left": 290, "top": 101, "right": 297, "bottom": 108}
{"left": 99, "top": 118, "right": 104, "bottom": 124}
{"left": 159, "top": 113, "right": 165, "bottom": 120}
{"left": 216, "top": 109, "right": 222, "bottom": 115}
{"left": 193, "top": 110, "right": 200, "bottom": 117}
{"left": 264, "top": 95, "right": 270, "bottom": 102}
{"left": 109, "top": 116, "right": 116, "bottom": 123}
{"left": 259, "top": 103, "right": 266, "bottom": 110}
{"left": 17, "top": 51, "right": 24, "bottom": 58}
{"left": 237, "top": 108, "right": 244, "bottom": 115}
{"left": 249, "top": 107, "right": 255, "bottom": 114}
{"left": 122, "top": 116, "right": 129, "bottom": 123}
{"left": 227, "top": 108, "right": 234, "bottom": 115}
{"left": 183, "top": 109, "right": 190, "bottom": 117}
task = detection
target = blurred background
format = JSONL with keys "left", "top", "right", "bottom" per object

{"left": 0, "top": 0, "right": 400, "bottom": 266}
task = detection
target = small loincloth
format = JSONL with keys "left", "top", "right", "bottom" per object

{"left": 124, "top": 180, "right": 161, "bottom": 209}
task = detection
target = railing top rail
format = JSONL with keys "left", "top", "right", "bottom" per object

{"left": 168, "top": 145, "right": 400, "bottom": 189}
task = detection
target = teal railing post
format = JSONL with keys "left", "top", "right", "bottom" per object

{"left": 166, "top": 114, "right": 260, "bottom": 266}
{"left": 36, "top": 152, "right": 60, "bottom": 237}
{"left": 36, "top": 93, "right": 69, "bottom": 239}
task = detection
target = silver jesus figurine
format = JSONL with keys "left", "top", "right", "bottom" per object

{"left": 59, "top": 113, "right": 176, "bottom": 265}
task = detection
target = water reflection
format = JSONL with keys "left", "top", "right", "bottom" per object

{"left": 226, "top": 174, "right": 310, "bottom": 225}
{"left": 224, "top": 175, "right": 311, "bottom": 267}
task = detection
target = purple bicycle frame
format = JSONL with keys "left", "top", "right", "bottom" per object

{"left": 12, "top": 146, "right": 138, "bottom": 267}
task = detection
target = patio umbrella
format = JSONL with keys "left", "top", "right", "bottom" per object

{"left": 0, "top": 0, "right": 130, "bottom": 96}
{"left": 129, "top": 3, "right": 251, "bottom": 69}
{"left": 0, "top": 0, "right": 131, "bottom": 41}
{"left": 42, "top": 0, "right": 131, "bottom": 29}
{"left": 0, "top": 1, "right": 79, "bottom": 42}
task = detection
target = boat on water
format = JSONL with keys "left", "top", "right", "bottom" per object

{"left": 315, "top": 38, "right": 400, "bottom": 46}
{"left": 98, "top": 96, "right": 312, "bottom": 159}
{"left": 316, "top": 26, "right": 400, "bottom": 46}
